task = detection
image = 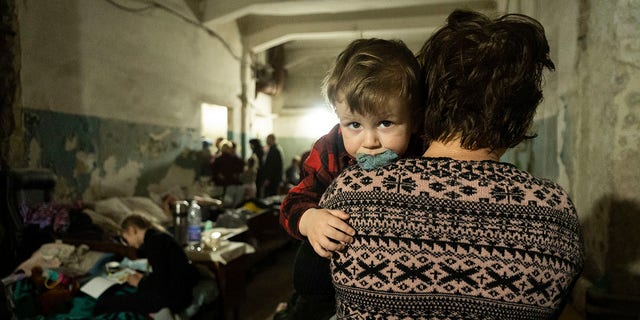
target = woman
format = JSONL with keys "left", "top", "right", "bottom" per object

{"left": 94, "top": 214, "right": 198, "bottom": 316}
{"left": 320, "top": 9, "right": 584, "bottom": 319}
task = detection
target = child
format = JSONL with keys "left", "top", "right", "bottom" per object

{"left": 278, "top": 38, "right": 426, "bottom": 319}
{"left": 94, "top": 214, "right": 199, "bottom": 317}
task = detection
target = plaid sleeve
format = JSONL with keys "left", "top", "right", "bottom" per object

{"left": 279, "top": 124, "right": 347, "bottom": 239}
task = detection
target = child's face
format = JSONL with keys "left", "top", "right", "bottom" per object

{"left": 122, "top": 226, "right": 143, "bottom": 249}
{"left": 335, "top": 97, "right": 414, "bottom": 158}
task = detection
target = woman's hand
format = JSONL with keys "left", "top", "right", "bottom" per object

{"left": 299, "top": 208, "right": 355, "bottom": 258}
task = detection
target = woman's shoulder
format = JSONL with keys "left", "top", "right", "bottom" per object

{"left": 395, "top": 157, "right": 577, "bottom": 209}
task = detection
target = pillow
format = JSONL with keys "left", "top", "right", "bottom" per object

{"left": 92, "top": 197, "right": 170, "bottom": 230}
{"left": 93, "top": 198, "right": 132, "bottom": 227}
{"left": 119, "top": 197, "right": 170, "bottom": 224}
{"left": 82, "top": 208, "right": 121, "bottom": 237}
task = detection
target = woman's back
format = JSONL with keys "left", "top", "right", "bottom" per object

{"left": 321, "top": 158, "right": 583, "bottom": 319}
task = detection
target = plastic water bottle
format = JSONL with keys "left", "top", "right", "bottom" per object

{"left": 187, "top": 200, "right": 202, "bottom": 249}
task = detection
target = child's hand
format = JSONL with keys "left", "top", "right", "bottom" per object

{"left": 299, "top": 208, "right": 355, "bottom": 258}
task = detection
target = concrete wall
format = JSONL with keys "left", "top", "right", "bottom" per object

{"left": 16, "top": 0, "right": 255, "bottom": 201}
{"left": 568, "top": 0, "right": 640, "bottom": 297}
{"left": 516, "top": 0, "right": 640, "bottom": 309}
{"left": 273, "top": 111, "right": 337, "bottom": 167}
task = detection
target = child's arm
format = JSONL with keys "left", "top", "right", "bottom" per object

{"left": 280, "top": 125, "right": 355, "bottom": 256}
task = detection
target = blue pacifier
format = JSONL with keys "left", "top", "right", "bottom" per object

{"left": 356, "top": 149, "right": 399, "bottom": 171}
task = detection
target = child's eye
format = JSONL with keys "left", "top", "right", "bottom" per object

{"left": 347, "top": 122, "right": 361, "bottom": 129}
{"left": 378, "top": 120, "right": 393, "bottom": 128}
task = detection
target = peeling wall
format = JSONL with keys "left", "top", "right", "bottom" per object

{"left": 570, "top": 0, "right": 640, "bottom": 295}
{"left": 22, "top": 109, "right": 204, "bottom": 202}
{"left": 530, "top": 0, "right": 640, "bottom": 307}
{"left": 16, "top": 0, "right": 250, "bottom": 201}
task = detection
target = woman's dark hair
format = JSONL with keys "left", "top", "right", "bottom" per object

{"left": 417, "top": 9, "right": 555, "bottom": 150}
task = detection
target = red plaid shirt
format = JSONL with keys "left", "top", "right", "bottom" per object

{"left": 279, "top": 124, "right": 425, "bottom": 239}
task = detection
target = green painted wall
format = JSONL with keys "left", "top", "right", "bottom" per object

{"left": 23, "top": 109, "right": 204, "bottom": 201}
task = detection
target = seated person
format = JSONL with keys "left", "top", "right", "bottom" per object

{"left": 319, "top": 9, "right": 584, "bottom": 319}
{"left": 94, "top": 214, "right": 199, "bottom": 317}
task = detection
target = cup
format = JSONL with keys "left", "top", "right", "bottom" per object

{"left": 204, "top": 231, "right": 222, "bottom": 251}
{"left": 105, "top": 261, "right": 120, "bottom": 275}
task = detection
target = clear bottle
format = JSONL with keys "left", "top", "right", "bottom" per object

{"left": 187, "top": 200, "right": 202, "bottom": 250}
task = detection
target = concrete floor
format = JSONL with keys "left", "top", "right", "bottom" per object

{"left": 240, "top": 242, "right": 296, "bottom": 320}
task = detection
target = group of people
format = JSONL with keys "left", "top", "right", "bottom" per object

{"left": 93, "top": 8, "right": 584, "bottom": 320}
{"left": 278, "top": 8, "right": 584, "bottom": 320}
{"left": 201, "top": 133, "right": 286, "bottom": 208}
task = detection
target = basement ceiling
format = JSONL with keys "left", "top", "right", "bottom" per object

{"left": 172, "top": 0, "right": 499, "bottom": 53}
{"left": 158, "top": 0, "right": 501, "bottom": 111}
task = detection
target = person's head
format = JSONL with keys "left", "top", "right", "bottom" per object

{"left": 322, "top": 38, "right": 424, "bottom": 158}
{"left": 266, "top": 134, "right": 276, "bottom": 146}
{"left": 249, "top": 138, "right": 262, "bottom": 152}
{"left": 290, "top": 156, "right": 300, "bottom": 166}
{"left": 219, "top": 139, "right": 234, "bottom": 155}
{"left": 121, "top": 214, "right": 153, "bottom": 249}
{"left": 201, "top": 138, "right": 212, "bottom": 150}
{"left": 417, "top": 9, "right": 555, "bottom": 151}
{"left": 214, "top": 137, "right": 224, "bottom": 150}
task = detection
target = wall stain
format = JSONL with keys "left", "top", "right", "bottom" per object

{"left": 623, "top": 113, "right": 638, "bottom": 129}
{"left": 626, "top": 90, "right": 640, "bottom": 108}
{"left": 22, "top": 108, "right": 201, "bottom": 201}
{"left": 65, "top": 134, "right": 77, "bottom": 151}
{"left": 74, "top": 151, "right": 95, "bottom": 177}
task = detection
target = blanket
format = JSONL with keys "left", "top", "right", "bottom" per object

{"left": 15, "top": 242, "right": 106, "bottom": 278}
{"left": 11, "top": 278, "right": 146, "bottom": 320}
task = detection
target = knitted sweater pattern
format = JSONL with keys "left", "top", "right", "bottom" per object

{"left": 320, "top": 158, "right": 584, "bottom": 320}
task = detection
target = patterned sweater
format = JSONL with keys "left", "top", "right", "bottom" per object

{"left": 320, "top": 158, "right": 584, "bottom": 320}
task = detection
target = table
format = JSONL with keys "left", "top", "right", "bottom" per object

{"left": 184, "top": 228, "right": 254, "bottom": 320}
